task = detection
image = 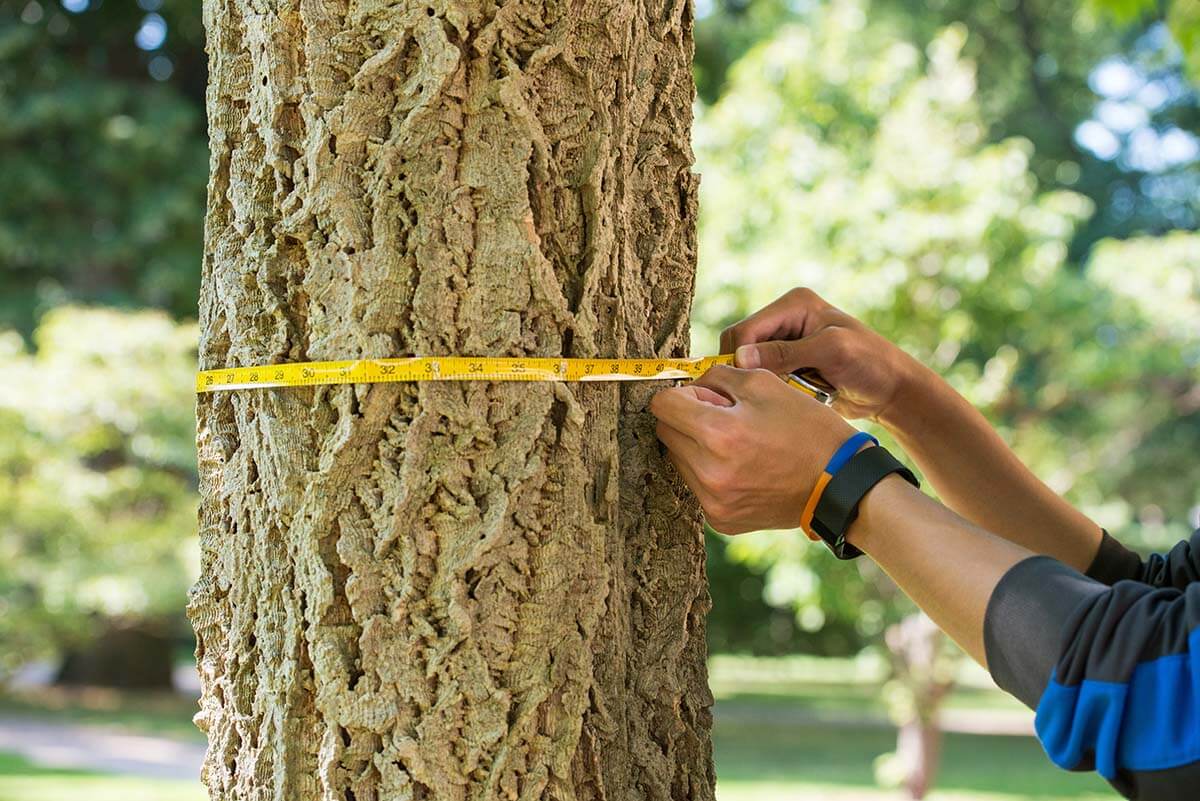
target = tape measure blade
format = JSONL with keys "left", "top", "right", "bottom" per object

{"left": 195, "top": 355, "right": 737, "bottom": 393}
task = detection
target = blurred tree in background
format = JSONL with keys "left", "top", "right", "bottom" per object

{"left": 696, "top": 0, "right": 1199, "bottom": 255}
{"left": 0, "top": 0, "right": 207, "bottom": 334}
{"left": 0, "top": 308, "right": 198, "bottom": 686}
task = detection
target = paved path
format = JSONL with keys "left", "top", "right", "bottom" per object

{"left": 0, "top": 715, "right": 205, "bottom": 780}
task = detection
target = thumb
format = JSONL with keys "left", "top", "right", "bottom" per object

{"left": 691, "top": 384, "right": 736, "bottom": 407}
{"left": 735, "top": 331, "right": 831, "bottom": 374}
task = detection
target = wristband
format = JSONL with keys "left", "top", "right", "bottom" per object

{"left": 810, "top": 445, "right": 919, "bottom": 560}
{"left": 799, "top": 431, "right": 879, "bottom": 541}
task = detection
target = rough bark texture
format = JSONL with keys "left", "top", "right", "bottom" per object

{"left": 188, "top": 1, "right": 713, "bottom": 800}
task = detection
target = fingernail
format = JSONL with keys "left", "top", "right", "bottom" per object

{"left": 736, "top": 344, "right": 760, "bottom": 369}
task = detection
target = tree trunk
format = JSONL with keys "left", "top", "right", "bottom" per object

{"left": 880, "top": 612, "right": 955, "bottom": 800}
{"left": 56, "top": 617, "right": 177, "bottom": 690}
{"left": 187, "top": 2, "right": 713, "bottom": 800}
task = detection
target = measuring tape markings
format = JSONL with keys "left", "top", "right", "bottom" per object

{"left": 195, "top": 355, "right": 738, "bottom": 394}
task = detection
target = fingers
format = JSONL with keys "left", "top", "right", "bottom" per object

{"left": 692, "top": 384, "right": 736, "bottom": 408}
{"left": 736, "top": 327, "right": 849, "bottom": 375}
{"left": 648, "top": 384, "right": 727, "bottom": 438}
{"left": 720, "top": 287, "right": 830, "bottom": 354}
{"left": 663, "top": 441, "right": 704, "bottom": 491}
{"left": 693, "top": 364, "right": 778, "bottom": 401}
{"left": 654, "top": 418, "right": 703, "bottom": 465}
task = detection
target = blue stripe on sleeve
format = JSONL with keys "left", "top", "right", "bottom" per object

{"left": 1035, "top": 627, "right": 1200, "bottom": 779}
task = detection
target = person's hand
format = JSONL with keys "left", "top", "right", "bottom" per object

{"left": 720, "top": 287, "right": 926, "bottom": 422}
{"left": 649, "top": 365, "right": 858, "bottom": 535}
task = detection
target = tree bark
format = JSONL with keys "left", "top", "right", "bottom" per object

{"left": 188, "top": 1, "right": 713, "bottom": 800}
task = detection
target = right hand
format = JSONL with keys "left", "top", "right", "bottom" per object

{"left": 650, "top": 365, "right": 858, "bottom": 535}
{"left": 720, "top": 287, "right": 925, "bottom": 422}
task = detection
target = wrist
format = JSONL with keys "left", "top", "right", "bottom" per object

{"left": 798, "top": 432, "right": 877, "bottom": 533}
{"left": 874, "top": 356, "right": 941, "bottom": 433}
{"left": 842, "top": 472, "right": 913, "bottom": 555}
{"left": 803, "top": 441, "right": 920, "bottom": 560}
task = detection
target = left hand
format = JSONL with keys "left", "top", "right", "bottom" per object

{"left": 649, "top": 365, "right": 858, "bottom": 535}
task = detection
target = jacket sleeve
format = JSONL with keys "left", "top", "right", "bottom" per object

{"left": 983, "top": 529, "right": 1200, "bottom": 801}
{"left": 1086, "top": 528, "right": 1200, "bottom": 590}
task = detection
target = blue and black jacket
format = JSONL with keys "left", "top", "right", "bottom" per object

{"left": 984, "top": 527, "right": 1200, "bottom": 800}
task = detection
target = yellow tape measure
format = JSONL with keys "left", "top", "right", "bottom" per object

{"left": 195, "top": 355, "right": 737, "bottom": 394}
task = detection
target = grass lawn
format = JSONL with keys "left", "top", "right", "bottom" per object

{"left": 0, "top": 752, "right": 204, "bottom": 801}
{"left": 710, "top": 657, "right": 1115, "bottom": 799}
{"left": 708, "top": 654, "right": 1031, "bottom": 716}
{"left": 713, "top": 704, "right": 1114, "bottom": 800}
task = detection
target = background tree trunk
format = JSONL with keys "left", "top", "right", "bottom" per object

{"left": 188, "top": 1, "right": 713, "bottom": 800}
{"left": 56, "top": 617, "right": 177, "bottom": 690}
{"left": 880, "top": 613, "right": 956, "bottom": 800}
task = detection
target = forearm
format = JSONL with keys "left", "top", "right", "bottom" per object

{"left": 878, "top": 361, "right": 1101, "bottom": 572}
{"left": 849, "top": 478, "right": 1200, "bottom": 797}
{"left": 845, "top": 473, "right": 1032, "bottom": 667}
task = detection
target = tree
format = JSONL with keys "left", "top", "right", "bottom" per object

{"left": 0, "top": 1, "right": 208, "bottom": 333}
{"left": 187, "top": 2, "right": 715, "bottom": 799}
{"left": 694, "top": 0, "right": 1199, "bottom": 260}
{"left": 0, "top": 307, "right": 198, "bottom": 686}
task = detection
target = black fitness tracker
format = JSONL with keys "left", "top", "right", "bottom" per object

{"left": 809, "top": 445, "right": 920, "bottom": 559}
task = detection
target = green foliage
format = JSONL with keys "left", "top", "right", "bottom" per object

{"left": 0, "top": 2, "right": 208, "bottom": 334}
{"left": 1082, "top": 232, "right": 1200, "bottom": 529}
{"left": 0, "top": 0, "right": 1194, "bottom": 673}
{"left": 1091, "top": 0, "right": 1200, "bottom": 78}
{"left": 692, "top": 0, "right": 1200, "bottom": 641}
{"left": 0, "top": 751, "right": 205, "bottom": 801}
{"left": 0, "top": 308, "right": 198, "bottom": 679}
{"left": 695, "top": 0, "right": 798, "bottom": 104}
{"left": 705, "top": 531, "right": 864, "bottom": 655}
{"left": 696, "top": 0, "right": 1200, "bottom": 258}
{"left": 1175, "top": 1, "right": 1200, "bottom": 78}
